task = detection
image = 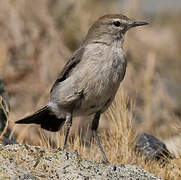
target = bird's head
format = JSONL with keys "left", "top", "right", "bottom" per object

{"left": 84, "top": 14, "right": 148, "bottom": 45}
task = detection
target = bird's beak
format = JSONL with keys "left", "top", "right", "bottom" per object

{"left": 128, "top": 20, "right": 149, "bottom": 29}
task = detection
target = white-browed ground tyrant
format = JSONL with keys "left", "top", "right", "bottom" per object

{"left": 16, "top": 14, "right": 148, "bottom": 163}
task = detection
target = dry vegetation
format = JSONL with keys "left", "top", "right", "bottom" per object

{"left": 0, "top": 0, "right": 181, "bottom": 179}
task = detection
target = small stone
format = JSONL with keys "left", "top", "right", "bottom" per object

{"left": 135, "top": 133, "right": 175, "bottom": 164}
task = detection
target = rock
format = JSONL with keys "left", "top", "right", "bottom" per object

{"left": 0, "top": 78, "right": 10, "bottom": 138}
{"left": 0, "top": 144, "right": 162, "bottom": 179}
{"left": 0, "top": 78, "right": 17, "bottom": 145}
{"left": 135, "top": 133, "right": 175, "bottom": 163}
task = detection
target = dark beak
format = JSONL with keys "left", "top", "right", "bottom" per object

{"left": 128, "top": 21, "right": 149, "bottom": 29}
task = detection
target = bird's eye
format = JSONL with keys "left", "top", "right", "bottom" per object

{"left": 113, "top": 21, "right": 121, "bottom": 27}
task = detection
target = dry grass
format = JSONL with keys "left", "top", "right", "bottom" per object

{"left": 0, "top": 0, "right": 180, "bottom": 179}
{"left": 13, "top": 89, "right": 181, "bottom": 179}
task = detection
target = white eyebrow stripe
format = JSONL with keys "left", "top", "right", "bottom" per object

{"left": 112, "top": 18, "right": 127, "bottom": 24}
{"left": 113, "top": 18, "right": 121, "bottom": 22}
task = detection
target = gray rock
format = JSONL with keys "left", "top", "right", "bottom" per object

{"left": 0, "top": 77, "right": 17, "bottom": 144}
{"left": 135, "top": 133, "right": 175, "bottom": 164}
{"left": 0, "top": 144, "right": 162, "bottom": 179}
{"left": 0, "top": 77, "right": 10, "bottom": 138}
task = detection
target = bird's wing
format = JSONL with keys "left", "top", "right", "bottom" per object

{"left": 50, "top": 47, "right": 85, "bottom": 93}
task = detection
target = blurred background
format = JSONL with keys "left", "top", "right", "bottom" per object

{"left": 0, "top": 0, "right": 181, "bottom": 155}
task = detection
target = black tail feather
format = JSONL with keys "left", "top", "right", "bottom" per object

{"left": 15, "top": 106, "right": 65, "bottom": 132}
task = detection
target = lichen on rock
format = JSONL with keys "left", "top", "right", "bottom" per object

{"left": 0, "top": 144, "right": 162, "bottom": 179}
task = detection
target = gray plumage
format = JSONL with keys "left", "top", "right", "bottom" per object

{"left": 16, "top": 14, "right": 148, "bottom": 163}
{"left": 49, "top": 41, "right": 126, "bottom": 118}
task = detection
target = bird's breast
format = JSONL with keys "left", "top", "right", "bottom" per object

{"left": 73, "top": 42, "right": 127, "bottom": 115}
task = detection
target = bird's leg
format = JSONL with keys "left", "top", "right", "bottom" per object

{"left": 63, "top": 112, "right": 72, "bottom": 150}
{"left": 91, "top": 112, "right": 109, "bottom": 164}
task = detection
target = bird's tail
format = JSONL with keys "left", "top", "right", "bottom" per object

{"left": 15, "top": 106, "right": 65, "bottom": 132}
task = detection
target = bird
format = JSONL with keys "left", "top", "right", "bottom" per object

{"left": 16, "top": 14, "right": 148, "bottom": 163}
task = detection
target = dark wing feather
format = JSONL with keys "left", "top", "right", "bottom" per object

{"left": 15, "top": 47, "right": 85, "bottom": 131}
{"left": 50, "top": 47, "right": 85, "bottom": 92}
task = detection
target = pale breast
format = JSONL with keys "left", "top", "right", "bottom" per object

{"left": 72, "top": 42, "right": 127, "bottom": 115}
{"left": 49, "top": 41, "right": 127, "bottom": 117}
